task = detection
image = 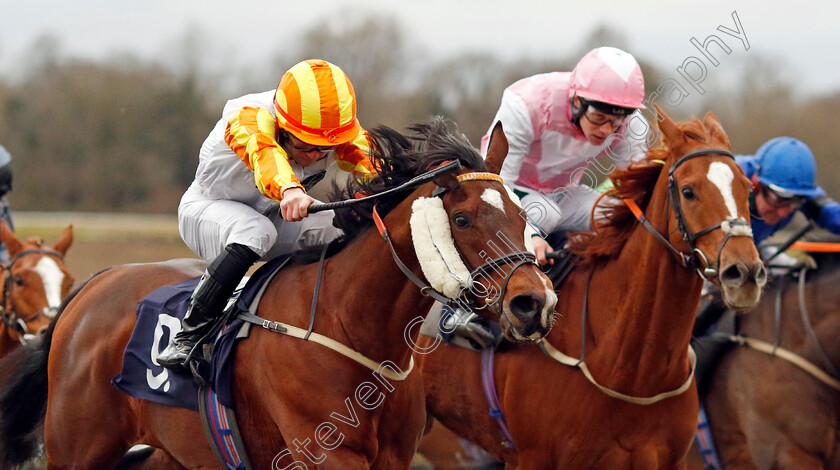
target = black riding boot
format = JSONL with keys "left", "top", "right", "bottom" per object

{"left": 157, "top": 243, "right": 260, "bottom": 368}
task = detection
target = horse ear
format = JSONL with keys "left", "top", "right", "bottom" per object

{"left": 484, "top": 121, "right": 508, "bottom": 175}
{"left": 703, "top": 112, "right": 731, "bottom": 149}
{"left": 53, "top": 225, "right": 73, "bottom": 256}
{"left": 0, "top": 220, "right": 22, "bottom": 258}
{"left": 655, "top": 104, "right": 683, "bottom": 150}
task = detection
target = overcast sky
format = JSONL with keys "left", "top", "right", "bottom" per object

{"left": 2, "top": 0, "right": 839, "bottom": 96}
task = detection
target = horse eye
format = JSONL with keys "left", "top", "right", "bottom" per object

{"left": 12, "top": 274, "right": 24, "bottom": 287}
{"left": 681, "top": 186, "right": 696, "bottom": 200}
{"left": 452, "top": 213, "right": 471, "bottom": 228}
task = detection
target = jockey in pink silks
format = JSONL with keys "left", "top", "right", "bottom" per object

{"left": 480, "top": 46, "right": 651, "bottom": 265}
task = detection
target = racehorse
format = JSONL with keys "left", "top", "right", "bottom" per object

{"left": 688, "top": 246, "right": 840, "bottom": 469}
{"left": 0, "top": 221, "right": 73, "bottom": 358}
{"left": 0, "top": 118, "right": 557, "bottom": 470}
{"left": 414, "top": 108, "right": 767, "bottom": 469}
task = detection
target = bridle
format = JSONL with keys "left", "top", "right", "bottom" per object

{"left": 427, "top": 172, "right": 538, "bottom": 314}
{"left": 311, "top": 160, "right": 537, "bottom": 311}
{"left": 375, "top": 166, "right": 537, "bottom": 313}
{"left": 1, "top": 248, "right": 65, "bottom": 341}
{"left": 624, "top": 148, "right": 753, "bottom": 280}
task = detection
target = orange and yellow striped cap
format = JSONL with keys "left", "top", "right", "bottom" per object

{"left": 274, "top": 59, "right": 361, "bottom": 147}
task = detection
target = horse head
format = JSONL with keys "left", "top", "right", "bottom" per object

{"left": 426, "top": 121, "right": 557, "bottom": 340}
{"left": 351, "top": 119, "right": 558, "bottom": 341}
{"left": 657, "top": 106, "right": 765, "bottom": 308}
{"left": 0, "top": 222, "right": 74, "bottom": 340}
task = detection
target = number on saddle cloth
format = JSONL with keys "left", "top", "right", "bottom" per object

{"left": 112, "top": 255, "right": 293, "bottom": 411}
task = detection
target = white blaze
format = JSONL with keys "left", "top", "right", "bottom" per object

{"left": 707, "top": 161, "right": 738, "bottom": 218}
{"left": 481, "top": 188, "right": 506, "bottom": 213}
{"left": 33, "top": 257, "right": 65, "bottom": 309}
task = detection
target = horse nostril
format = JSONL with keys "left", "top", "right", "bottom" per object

{"left": 720, "top": 263, "right": 748, "bottom": 287}
{"left": 754, "top": 264, "right": 768, "bottom": 286}
{"left": 509, "top": 294, "right": 543, "bottom": 321}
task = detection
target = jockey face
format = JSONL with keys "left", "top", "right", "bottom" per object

{"left": 751, "top": 175, "right": 803, "bottom": 225}
{"left": 285, "top": 135, "right": 335, "bottom": 167}
{"left": 574, "top": 97, "right": 627, "bottom": 146}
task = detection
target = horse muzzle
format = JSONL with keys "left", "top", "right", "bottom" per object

{"left": 500, "top": 281, "right": 558, "bottom": 341}
{"left": 719, "top": 259, "right": 767, "bottom": 309}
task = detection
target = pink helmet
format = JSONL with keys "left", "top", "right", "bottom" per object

{"left": 569, "top": 47, "right": 646, "bottom": 109}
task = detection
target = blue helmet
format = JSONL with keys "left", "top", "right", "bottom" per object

{"left": 755, "top": 137, "right": 821, "bottom": 198}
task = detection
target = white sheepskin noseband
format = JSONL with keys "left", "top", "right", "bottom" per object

{"left": 410, "top": 197, "right": 472, "bottom": 298}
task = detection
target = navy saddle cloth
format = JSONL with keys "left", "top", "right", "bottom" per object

{"left": 112, "top": 256, "right": 288, "bottom": 410}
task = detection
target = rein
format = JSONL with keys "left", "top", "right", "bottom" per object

{"left": 538, "top": 266, "right": 698, "bottom": 405}
{"left": 239, "top": 165, "right": 533, "bottom": 380}
{"left": 1, "top": 248, "right": 65, "bottom": 341}
{"left": 534, "top": 149, "right": 743, "bottom": 404}
{"left": 623, "top": 148, "right": 753, "bottom": 280}
{"left": 720, "top": 265, "right": 840, "bottom": 391}
{"left": 372, "top": 170, "right": 537, "bottom": 313}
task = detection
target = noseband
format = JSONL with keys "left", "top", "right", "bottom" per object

{"left": 1, "top": 248, "right": 65, "bottom": 340}
{"left": 376, "top": 169, "right": 537, "bottom": 311}
{"left": 625, "top": 148, "right": 753, "bottom": 280}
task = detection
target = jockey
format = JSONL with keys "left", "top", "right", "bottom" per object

{"left": 739, "top": 137, "right": 840, "bottom": 244}
{"left": 0, "top": 145, "right": 14, "bottom": 264}
{"left": 693, "top": 137, "right": 840, "bottom": 336}
{"left": 480, "top": 46, "right": 649, "bottom": 265}
{"left": 157, "top": 59, "right": 375, "bottom": 368}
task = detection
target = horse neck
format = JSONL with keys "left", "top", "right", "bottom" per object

{"left": 557, "top": 176, "right": 701, "bottom": 391}
{"left": 323, "top": 209, "right": 436, "bottom": 367}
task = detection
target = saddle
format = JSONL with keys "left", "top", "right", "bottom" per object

{"left": 112, "top": 256, "right": 290, "bottom": 410}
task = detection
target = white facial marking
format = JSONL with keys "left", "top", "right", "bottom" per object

{"left": 481, "top": 189, "right": 506, "bottom": 214}
{"left": 707, "top": 162, "right": 738, "bottom": 218}
{"left": 33, "top": 257, "right": 65, "bottom": 309}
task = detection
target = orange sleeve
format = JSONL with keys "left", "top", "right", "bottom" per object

{"left": 225, "top": 107, "right": 303, "bottom": 201}
{"left": 334, "top": 128, "right": 376, "bottom": 178}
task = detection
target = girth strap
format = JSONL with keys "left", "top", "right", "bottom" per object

{"left": 480, "top": 346, "right": 515, "bottom": 449}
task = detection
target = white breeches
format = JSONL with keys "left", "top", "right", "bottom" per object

{"left": 514, "top": 183, "right": 612, "bottom": 235}
{"left": 178, "top": 183, "right": 343, "bottom": 262}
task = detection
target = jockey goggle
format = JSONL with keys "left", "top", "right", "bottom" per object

{"left": 289, "top": 135, "right": 336, "bottom": 154}
{"left": 760, "top": 183, "right": 805, "bottom": 210}
{"left": 583, "top": 107, "right": 628, "bottom": 129}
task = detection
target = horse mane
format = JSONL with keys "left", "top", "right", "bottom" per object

{"left": 294, "top": 117, "right": 485, "bottom": 264}
{"left": 332, "top": 117, "right": 485, "bottom": 242}
{"left": 569, "top": 117, "right": 717, "bottom": 262}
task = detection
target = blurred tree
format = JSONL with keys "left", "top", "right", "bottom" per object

{"left": 1, "top": 37, "right": 218, "bottom": 212}
{"left": 1, "top": 17, "right": 838, "bottom": 213}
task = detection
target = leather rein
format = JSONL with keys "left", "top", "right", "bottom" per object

{"left": 238, "top": 162, "right": 535, "bottom": 378}
{"left": 539, "top": 148, "right": 750, "bottom": 405}
{"left": 623, "top": 148, "right": 753, "bottom": 280}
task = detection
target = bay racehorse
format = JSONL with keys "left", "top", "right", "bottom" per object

{"left": 0, "top": 221, "right": 73, "bottom": 358}
{"left": 414, "top": 108, "right": 766, "bottom": 469}
{"left": 0, "top": 118, "right": 556, "bottom": 469}
{"left": 688, "top": 244, "right": 840, "bottom": 469}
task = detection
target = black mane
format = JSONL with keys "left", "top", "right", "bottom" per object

{"left": 332, "top": 116, "right": 485, "bottom": 241}
{"left": 293, "top": 116, "right": 485, "bottom": 264}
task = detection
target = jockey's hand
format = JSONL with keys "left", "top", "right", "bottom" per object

{"left": 532, "top": 236, "right": 554, "bottom": 266}
{"left": 280, "top": 188, "right": 314, "bottom": 222}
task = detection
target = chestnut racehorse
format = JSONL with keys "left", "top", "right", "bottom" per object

{"left": 0, "top": 222, "right": 73, "bottom": 358}
{"left": 0, "top": 119, "right": 556, "bottom": 469}
{"left": 414, "top": 109, "right": 766, "bottom": 469}
{"left": 688, "top": 246, "right": 840, "bottom": 469}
